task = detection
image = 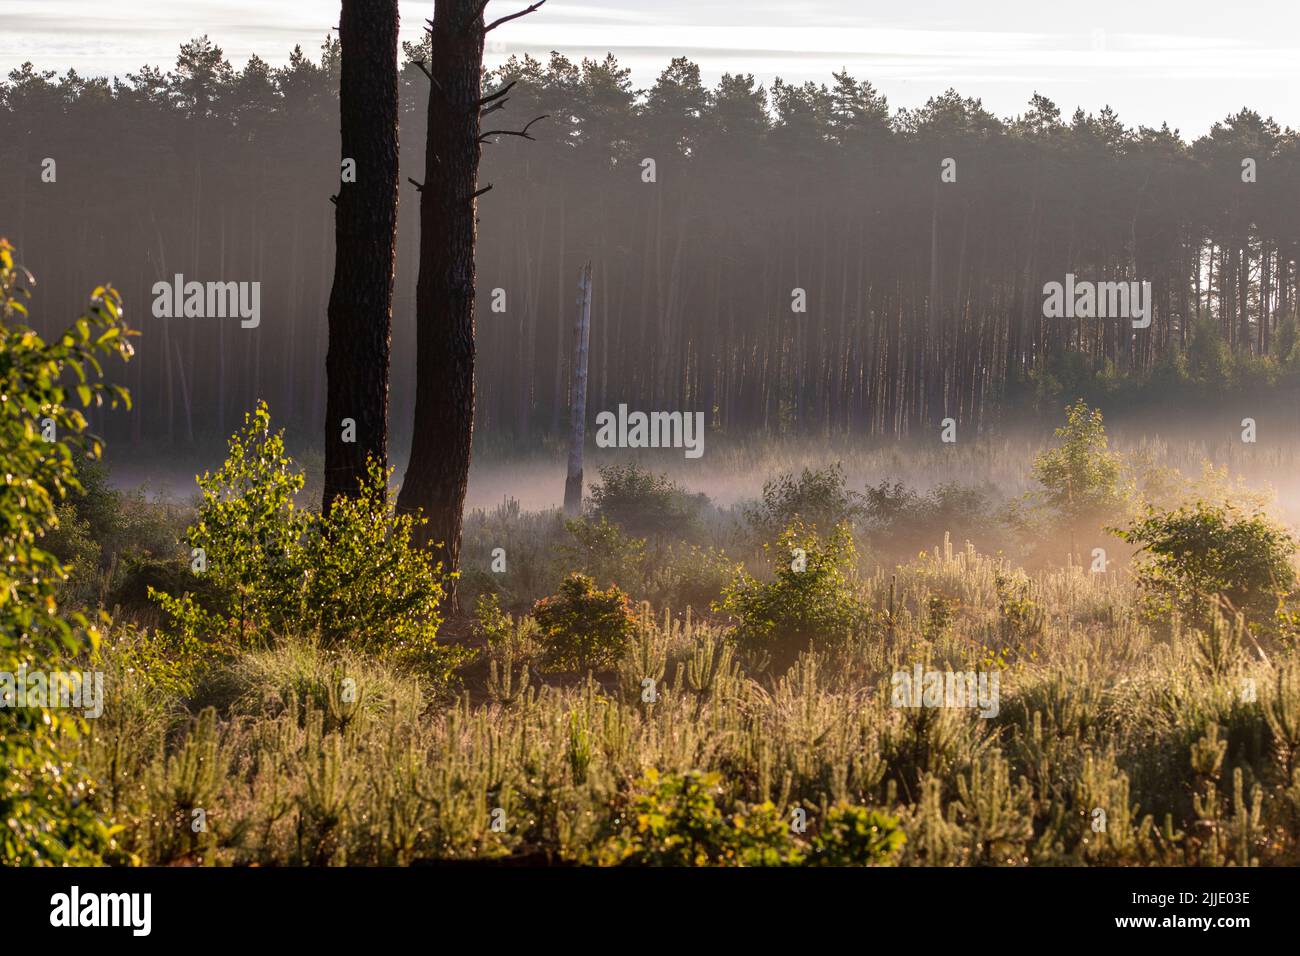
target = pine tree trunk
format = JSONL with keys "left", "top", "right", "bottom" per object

{"left": 397, "top": 0, "right": 486, "bottom": 611}
{"left": 324, "top": 0, "right": 400, "bottom": 512}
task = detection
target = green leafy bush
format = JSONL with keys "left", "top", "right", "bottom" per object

{"left": 472, "top": 592, "right": 515, "bottom": 647}
{"left": 45, "top": 500, "right": 103, "bottom": 606}
{"left": 716, "top": 520, "right": 868, "bottom": 663}
{"left": 863, "top": 479, "right": 1003, "bottom": 558}
{"left": 533, "top": 572, "right": 637, "bottom": 671}
{"left": 0, "top": 238, "right": 134, "bottom": 865}
{"left": 154, "top": 405, "right": 468, "bottom": 683}
{"left": 168, "top": 400, "right": 309, "bottom": 642}
{"left": 593, "top": 770, "right": 801, "bottom": 866}
{"left": 305, "top": 459, "right": 465, "bottom": 678}
{"left": 586, "top": 463, "right": 706, "bottom": 539}
{"left": 645, "top": 542, "right": 734, "bottom": 614}
{"left": 1117, "top": 500, "right": 1297, "bottom": 628}
{"left": 1018, "top": 400, "right": 1131, "bottom": 540}
{"left": 560, "top": 514, "right": 648, "bottom": 594}
{"left": 809, "top": 804, "right": 907, "bottom": 866}
{"left": 744, "top": 463, "right": 863, "bottom": 538}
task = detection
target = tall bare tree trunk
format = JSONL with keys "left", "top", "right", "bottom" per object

{"left": 324, "top": 0, "right": 400, "bottom": 512}
{"left": 397, "top": 0, "right": 487, "bottom": 609}
{"left": 564, "top": 262, "right": 592, "bottom": 516}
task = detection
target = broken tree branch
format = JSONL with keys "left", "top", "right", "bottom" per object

{"left": 485, "top": 0, "right": 546, "bottom": 34}
{"left": 477, "top": 80, "right": 516, "bottom": 107}
{"left": 413, "top": 60, "right": 451, "bottom": 105}
{"left": 479, "top": 114, "right": 548, "bottom": 143}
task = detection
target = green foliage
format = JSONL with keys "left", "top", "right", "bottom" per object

{"left": 155, "top": 405, "right": 467, "bottom": 684}
{"left": 863, "top": 480, "right": 1002, "bottom": 557}
{"left": 1186, "top": 316, "right": 1234, "bottom": 387}
{"left": 728, "top": 801, "right": 804, "bottom": 866}
{"left": 179, "top": 401, "right": 309, "bottom": 641}
{"left": 1026, "top": 400, "right": 1130, "bottom": 529}
{"left": 560, "top": 514, "right": 647, "bottom": 594}
{"left": 594, "top": 770, "right": 801, "bottom": 866}
{"left": 744, "top": 463, "right": 863, "bottom": 538}
{"left": 45, "top": 500, "right": 103, "bottom": 606}
{"left": 1117, "top": 500, "right": 1297, "bottom": 628}
{"left": 586, "top": 463, "right": 706, "bottom": 539}
{"left": 44, "top": 450, "right": 190, "bottom": 611}
{"left": 306, "top": 460, "right": 463, "bottom": 677}
{"left": 108, "top": 621, "right": 228, "bottom": 700}
{"left": 645, "top": 542, "right": 734, "bottom": 614}
{"left": 533, "top": 573, "right": 637, "bottom": 672}
{"left": 809, "top": 804, "right": 906, "bottom": 866}
{"left": 597, "top": 770, "right": 727, "bottom": 865}
{"left": 716, "top": 520, "right": 868, "bottom": 662}
{"left": 994, "top": 570, "right": 1045, "bottom": 646}
{"left": 472, "top": 592, "right": 514, "bottom": 647}
{"left": 0, "top": 238, "right": 134, "bottom": 865}
{"left": 63, "top": 527, "right": 1300, "bottom": 867}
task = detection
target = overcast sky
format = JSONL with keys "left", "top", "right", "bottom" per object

{"left": 3, "top": 0, "right": 1298, "bottom": 136}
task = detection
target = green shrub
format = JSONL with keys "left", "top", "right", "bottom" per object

{"left": 0, "top": 237, "right": 134, "bottom": 865}
{"left": 1018, "top": 400, "right": 1131, "bottom": 541}
{"left": 728, "top": 801, "right": 804, "bottom": 866}
{"left": 744, "top": 462, "right": 863, "bottom": 538}
{"left": 716, "top": 520, "right": 868, "bottom": 663}
{"left": 472, "top": 592, "right": 515, "bottom": 647}
{"left": 45, "top": 500, "right": 104, "bottom": 606}
{"left": 533, "top": 573, "right": 637, "bottom": 671}
{"left": 809, "top": 804, "right": 907, "bottom": 866}
{"left": 863, "top": 480, "right": 1002, "bottom": 558}
{"left": 586, "top": 463, "right": 706, "bottom": 539}
{"left": 169, "top": 400, "right": 309, "bottom": 642}
{"left": 104, "top": 620, "right": 228, "bottom": 700}
{"left": 560, "top": 514, "right": 648, "bottom": 595}
{"left": 645, "top": 543, "right": 734, "bottom": 614}
{"left": 593, "top": 770, "right": 801, "bottom": 866}
{"left": 1117, "top": 500, "right": 1297, "bottom": 628}
{"left": 154, "top": 406, "right": 468, "bottom": 684}
{"left": 305, "top": 459, "right": 466, "bottom": 679}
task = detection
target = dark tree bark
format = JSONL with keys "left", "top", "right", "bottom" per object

{"left": 395, "top": 0, "right": 489, "bottom": 611}
{"left": 323, "top": 0, "right": 401, "bottom": 513}
{"left": 396, "top": 0, "right": 546, "bottom": 610}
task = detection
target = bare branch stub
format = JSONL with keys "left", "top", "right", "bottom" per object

{"left": 407, "top": 178, "right": 424, "bottom": 192}
{"left": 477, "top": 81, "right": 516, "bottom": 118}
{"left": 470, "top": 184, "right": 494, "bottom": 201}
{"left": 413, "top": 61, "right": 450, "bottom": 104}
{"left": 484, "top": 0, "right": 547, "bottom": 34}
{"left": 478, "top": 81, "right": 516, "bottom": 108}
{"left": 479, "top": 114, "right": 548, "bottom": 144}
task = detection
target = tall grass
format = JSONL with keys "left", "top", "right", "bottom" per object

{"left": 79, "top": 537, "right": 1300, "bottom": 865}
